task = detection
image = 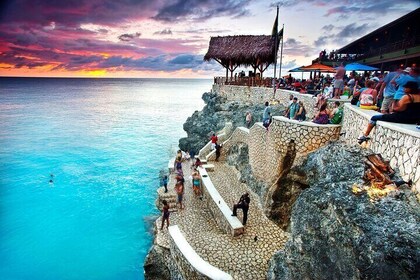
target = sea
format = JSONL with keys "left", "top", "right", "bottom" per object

{"left": 0, "top": 77, "right": 211, "bottom": 280}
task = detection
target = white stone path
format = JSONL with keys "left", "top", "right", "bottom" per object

{"left": 155, "top": 160, "right": 288, "bottom": 280}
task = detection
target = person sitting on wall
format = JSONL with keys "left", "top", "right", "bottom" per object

{"left": 284, "top": 97, "right": 300, "bottom": 119}
{"left": 231, "top": 193, "right": 251, "bottom": 226}
{"left": 294, "top": 101, "right": 307, "bottom": 121}
{"left": 329, "top": 101, "right": 344, "bottom": 124}
{"left": 313, "top": 103, "right": 330, "bottom": 124}
{"left": 357, "top": 81, "right": 420, "bottom": 144}
{"left": 193, "top": 156, "right": 203, "bottom": 169}
{"left": 358, "top": 79, "right": 378, "bottom": 110}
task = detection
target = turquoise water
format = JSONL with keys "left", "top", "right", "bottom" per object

{"left": 0, "top": 78, "right": 210, "bottom": 280}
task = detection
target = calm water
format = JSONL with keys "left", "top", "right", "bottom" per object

{"left": 0, "top": 78, "right": 210, "bottom": 280}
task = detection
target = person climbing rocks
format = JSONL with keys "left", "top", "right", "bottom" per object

{"left": 231, "top": 193, "right": 250, "bottom": 226}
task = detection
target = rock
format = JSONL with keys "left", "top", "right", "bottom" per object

{"left": 179, "top": 91, "right": 285, "bottom": 153}
{"left": 267, "top": 142, "right": 420, "bottom": 280}
{"left": 144, "top": 245, "right": 171, "bottom": 280}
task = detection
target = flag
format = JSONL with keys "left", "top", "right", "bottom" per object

{"left": 271, "top": 7, "right": 279, "bottom": 38}
{"left": 278, "top": 27, "right": 284, "bottom": 39}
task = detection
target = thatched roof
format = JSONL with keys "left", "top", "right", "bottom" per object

{"left": 204, "top": 35, "right": 276, "bottom": 66}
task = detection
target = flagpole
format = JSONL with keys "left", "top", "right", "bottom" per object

{"left": 272, "top": 6, "right": 279, "bottom": 98}
{"left": 279, "top": 24, "right": 284, "bottom": 80}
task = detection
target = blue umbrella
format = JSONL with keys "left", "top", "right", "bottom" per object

{"left": 288, "top": 66, "right": 305, "bottom": 72}
{"left": 342, "top": 63, "right": 379, "bottom": 71}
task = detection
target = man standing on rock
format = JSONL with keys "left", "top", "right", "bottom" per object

{"left": 231, "top": 193, "right": 250, "bottom": 226}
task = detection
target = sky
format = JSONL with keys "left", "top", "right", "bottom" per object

{"left": 0, "top": 0, "right": 419, "bottom": 78}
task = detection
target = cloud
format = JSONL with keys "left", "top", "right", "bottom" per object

{"left": 322, "top": 24, "right": 335, "bottom": 32}
{"left": 313, "top": 35, "right": 329, "bottom": 47}
{"left": 118, "top": 32, "right": 141, "bottom": 42}
{"left": 282, "top": 59, "right": 298, "bottom": 69}
{"left": 269, "top": 0, "right": 418, "bottom": 17}
{"left": 154, "top": 28, "right": 172, "bottom": 35}
{"left": 313, "top": 23, "right": 370, "bottom": 47}
{"left": 153, "top": 0, "right": 251, "bottom": 22}
{"left": 95, "top": 54, "right": 205, "bottom": 72}
{"left": 283, "top": 37, "right": 315, "bottom": 56}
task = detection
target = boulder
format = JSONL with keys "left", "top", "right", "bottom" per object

{"left": 268, "top": 142, "right": 420, "bottom": 280}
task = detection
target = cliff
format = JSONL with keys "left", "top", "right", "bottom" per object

{"left": 178, "top": 91, "right": 285, "bottom": 153}
{"left": 146, "top": 87, "right": 419, "bottom": 280}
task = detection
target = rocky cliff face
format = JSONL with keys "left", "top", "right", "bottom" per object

{"left": 179, "top": 91, "right": 285, "bottom": 153}
{"left": 267, "top": 143, "right": 420, "bottom": 280}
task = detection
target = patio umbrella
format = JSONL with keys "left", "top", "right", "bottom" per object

{"left": 300, "top": 63, "right": 336, "bottom": 72}
{"left": 288, "top": 66, "right": 305, "bottom": 72}
{"left": 342, "top": 63, "right": 379, "bottom": 71}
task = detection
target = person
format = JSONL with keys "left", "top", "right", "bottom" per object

{"left": 379, "top": 66, "right": 400, "bottom": 113}
{"left": 358, "top": 81, "right": 420, "bottom": 143}
{"left": 245, "top": 111, "right": 252, "bottom": 128}
{"left": 313, "top": 103, "right": 330, "bottom": 124}
{"left": 333, "top": 63, "right": 345, "bottom": 98}
{"left": 288, "top": 94, "right": 294, "bottom": 106}
{"left": 329, "top": 101, "right": 343, "bottom": 124}
{"left": 210, "top": 133, "right": 218, "bottom": 150}
{"left": 231, "top": 193, "right": 251, "bottom": 226}
{"left": 215, "top": 143, "right": 222, "bottom": 161}
{"left": 162, "top": 175, "right": 168, "bottom": 193}
{"left": 263, "top": 112, "right": 271, "bottom": 129}
{"left": 359, "top": 79, "right": 378, "bottom": 110}
{"left": 285, "top": 97, "right": 300, "bottom": 119}
{"left": 191, "top": 170, "right": 202, "bottom": 198}
{"left": 174, "top": 156, "right": 183, "bottom": 176}
{"left": 193, "top": 156, "right": 203, "bottom": 169}
{"left": 262, "top": 101, "right": 272, "bottom": 124}
{"left": 294, "top": 101, "right": 306, "bottom": 121}
{"left": 342, "top": 82, "right": 350, "bottom": 98}
{"left": 175, "top": 177, "right": 185, "bottom": 210}
{"left": 160, "top": 200, "right": 170, "bottom": 230}
{"left": 392, "top": 67, "right": 420, "bottom": 103}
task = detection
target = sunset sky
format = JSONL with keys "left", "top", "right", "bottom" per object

{"left": 0, "top": 0, "right": 419, "bottom": 78}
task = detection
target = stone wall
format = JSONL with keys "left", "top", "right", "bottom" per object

{"left": 215, "top": 85, "right": 350, "bottom": 119}
{"left": 198, "top": 122, "right": 234, "bottom": 159}
{"left": 198, "top": 168, "right": 244, "bottom": 236}
{"left": 207, "top": 127, "right": 250, "bottom": 162}
{"left": 168, "top": 225, "right": 232, "bottom": 280}
{"left": 340, "top": 104, "right": 420, "bottom": 192}
{"left": 248, "top": 117, "right": 341, "bottom": 185}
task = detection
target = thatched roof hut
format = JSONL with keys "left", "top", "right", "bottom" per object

{"left": 204, "top": 35, "right": 276, "bottom": 66}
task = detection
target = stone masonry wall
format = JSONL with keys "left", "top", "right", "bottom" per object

{"left": 198, "top": 122, "right": 234, "bottom": 159}
{"left": 168, "top": 228, "right": 212, "bottom": 280}
{"left": 215, "top": 85, "right": 350, "bottom": 119}
{"left": 248, "top": 117, "right": 341, "bottom": 185}
{"left": 340, "top": 104, "right": 420, "bottom": 192}
{"left": 200, "top": 174, "right": 243, "bottom": 236}
{"left": 207, "top": 127, "right": 250, "bottom": 161}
